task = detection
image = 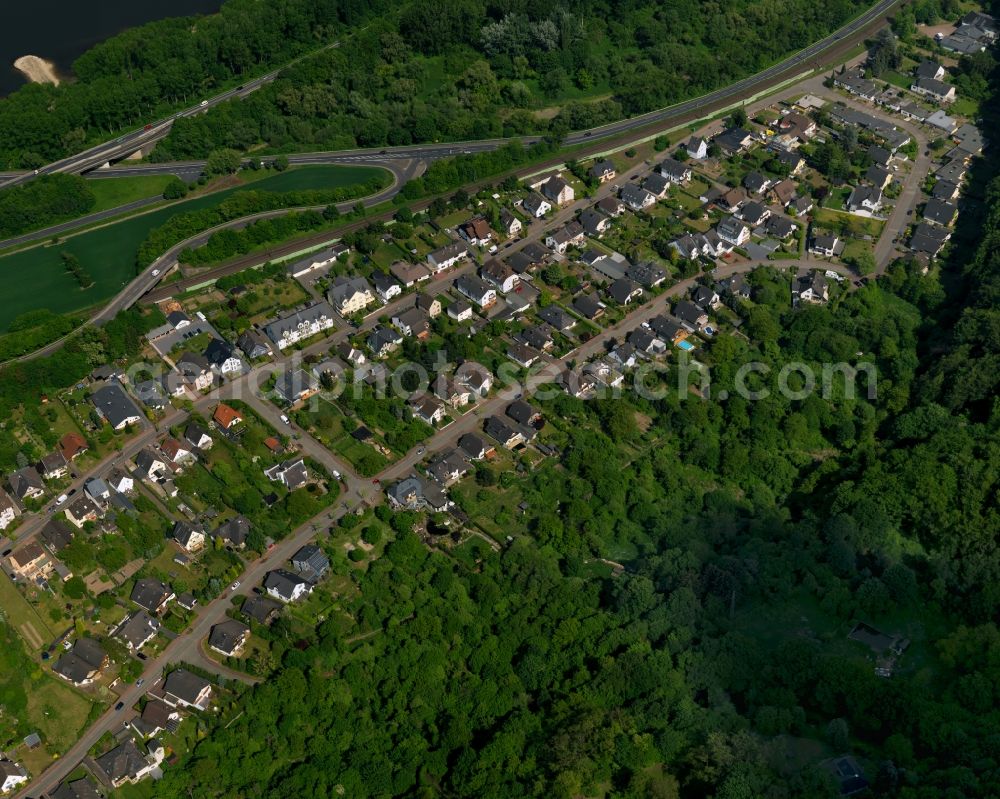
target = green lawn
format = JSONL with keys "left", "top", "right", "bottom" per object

{"left": 87, "top": 174, "right": 175, "bottom": 212}
{"left": 0, "top": 165, "right": 386, "bottom": 332}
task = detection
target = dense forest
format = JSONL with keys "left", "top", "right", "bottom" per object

{"left": 0, "top": 0, "right": 876, "bottom": 169}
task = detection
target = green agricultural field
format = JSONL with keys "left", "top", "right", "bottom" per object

{"left": 87, "top": 174, "right": 176, "bottom": 212}
{"left": 0, "top": 165, "right": 386, "bottom": 331}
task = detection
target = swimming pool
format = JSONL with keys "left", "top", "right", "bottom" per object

{"left": 677, "top": 340, "right": 695, "bottom": 351}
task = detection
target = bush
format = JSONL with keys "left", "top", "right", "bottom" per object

{"left": 348, "top": 547, "right": 366, "bottom": 562}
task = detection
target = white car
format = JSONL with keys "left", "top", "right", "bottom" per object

{"left": 56, "top": 493, "right": 68, "bottom": 504}
{"left": 280, "top": 414, "right": 290, "bottom": 425}
{"left": 151, "top": 269, "right": 160, "bottom": 277}
{"left": 200, "top": 100, "right": 209, "bottom": 107}
{"left": 230, "top": 581, "right": 240, "bottom": 591}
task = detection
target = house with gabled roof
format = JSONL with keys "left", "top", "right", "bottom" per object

{"left": 131, "top": 578, "right": 175, "bottom": 614}
{"left": 9, "top": 467, "right": 44, "bottom": 501}
{"left": 0, "top": 489, "right": 23, "bottom": 532}
{"left": 589, "top": 159, "right": 616, "bottom": 183}
{"left": 540, "top": 175, "right": 574, "bottom": 206}
{"left": 213, "top": 403, "right": 243, "bottom": 431}
{"left": 171, "top": 521, "right": 206, "bottom": 552}
{"left": 209, "top": 619, "right": 250, "bottom": 657}
{"left": 91, "top": 383, "right": 142, "bottom": 429}
{"left": 265, "top": 569, "right": 313, "bottom": 603}
{"left": 523, "top": 192, "right": 552, "bottom": 218}
{"left": 162, "top": 668, "right": 213, "bottom": 710}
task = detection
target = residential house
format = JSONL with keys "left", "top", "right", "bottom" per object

{"left": 607, "top": 278, "right": 643, "bottom": 306}
{"left": 915, "top": 59, "right": 945, "bottom": 81}
{"left": 793, "top": 272, "right": 829, "bottom": 305}
{"left": 95, "top": 740, "right": 161, "bottom": 787}
{"left": 620, "top": 183, "right": 656, "bottom": 211}
{"left": 766, "top": 215, "right": 797, "bottom": 240}
{"left": 573, "top": 293, "right": 605, "bottom": 321}
{"left": 263, "top": 302, "right": 336, "bottom": 350}
{"left": 868, "top": 144, "right": 893, "bottom": 168}
{"left": 171, "top": 521, "right": 206, "bottom": 552}
{"left": 541, "top": 175, "right": 574, "bottom": 206}
{"left": 390, "top": 260, "right": 432, "bottom": 287}
{"left": 184, "top": 423, "right": 213, "bottom": 451}
{"left": 809, "top": 234, "right": 840, "bottom": 257}
{"left": 459, "top": 433, "right": 494, "bottom": 460}
{"left": 91, "top": 383, "right": 142, "bottom": 429}
{"left": 37, "top": 451, "right": 68, "bottom": 480}
{"left": 458, "top": 216, "right": 494, "bottom": 246}
{"left": 685, "top": 136, "right": 708, "bottom": 158}
{"left": 544, "top": 221, "right": 586, "bottom": 254}
{"left": 833, "top": 69, "right": 878, "bottom": 100}
{"left": 674, "top": 300, "right": 709, "bottom": 331}
{"left": 386, "top": 474, "right": 452, "bottom": 512}
{"left": 596, "top": 196, "right": 625, "bottom": 217}
{"left": 910, "top": 77, "right": 956, "bottom": 103}
{"left": 0, "top": 762, "right": 27, "bottom": 793}
{"left": 213, "top": 515, "right": 250, "bottom": 549}
{"left": 910, "top": 223, "right": 951, "bottom": 256}
{"left": 484, "top": 415, "right": 525, "bottom": 449}
{"left": 372, "top": 270, "right": 402, "bottom": 303}
{"left": 648, "top": 315, "right": 689, "bottom": 345}
{"left": 410, "top": 395, "right": 447, "bottom": 425}
{"left": 846, "top": 185, "right": 882, "bottom": 214}
{"left": 264, "top": 458, "right": 309, "bottom": 490}
{"left": 539, "top": 305, "right": 575, "bottom": 332}
{"left": 135, "top": 448, "right": 167, "bottom": 480}
{"left": 743, "top": 171, "right": 771, "bottom": 195}
{"left": 236, "top": 329, "right": 272, "bottom": 361}
{"left": 771, "top": 179, "right": 797, "bottom": 206}
{"left": 426, "top": 449, "right": 472, "bottom": 485}
{"left": 415, "top": 292, "right": 442, "bottom": 318}
{"left": 923, "top": 199, "right": 957, "bottom": 226}
{"left": 9, "top": 467, "right": 44, "bottom": 501}
{"left": 507, "top": 342, "right": 541, "bottom": 368}
{"left": 932, "top": 180, "right": 960, "bottom": 201}
{"left": 777, "top": 111, "right": 817, "bottom": 140}
{"left": 773, "top": 148, "right": 805, "bottom": 175}
{"left": 162, "top": 668, "right": 213, "bottom": 710}
{"left": 285, "top": 244, "right": 346, "bottom": 278}
{"left": 134, "top": 379, "right": 168, "bottom": 409}
{"left": 519, "top": 324, "right": 553, "bottom": 352}
{"left": 718, "top": 187, "right": 747, "bottom": 213}
{"left": 64, "top": 495, "right": 101, "bottom": 528}
{"left": 627, "top": 329, "right": 666, "bottom": 356}
{"left": 367, "top": 325, "right": 403, "bottom": 358}
{"left": 454, "top": 274, "right": 498, "bottom": 308}
{"left": 53, "top": 638, "right": 107, "bottom": 686}
{"left": 114, "top": 611, "right": 161, "bottom": 652}
{"left": 717, "top": 216, "right": 751, "bottom": 246}
{"left": 506, "top": 400, "right": 540, "bottom": 428}
{"left": 242, "top": 595, "right": 282, "bottom": 625}
{"left": 499, "top": 208, "right": 523, "bottom": 237}
{"left": 925, "top": 109, "right": 957, "bottom": 134}
{"left": 865, "top": 164, "right": 892, "bottom": 190}
{"left": 523, "top": 192, "right": 552, "bottom": 218}
{"left": 391, "top": 307, "right": 431, "bottom": 339}
{"left": 714, "top": 127, "right": 754, "bottom": 154}
{"left": 337, "top": 341, "right": 366, "bottom": 366}
{"left": 213, "top": 403, "right": 243, "bottom": 431}
{"left": 628, "top": 261, "right": 667, "bottom": 288}
{"left": 0, "top": 489, "right": 20, "bottom": 531}
{"left": 447, "top": 299, "right": 474, "bottom": 321}
{"left": 265, "top": 569, "right": 313, "bottom": 603}
{"left": 175, "top": 352, "right": 214, "bottom": 392}
{"left": 209, "top": 619, "right": 250, "bottom": 657}
{"left": 456, "top": 362, "right": 493, "bottom": 396}
{"left": 579, "top": 208, "right": 612, "bottom": 237}
{"left": 589, "top": 159, "right": 616, "bottom": 182}
{"left": 434, "top": 377, "right": 473, "bottom": 409}
{"left": 640, "top": 173, "right": 668, "bottom": 199}
{"left": 131, "top": 578, "right": 175, "bottom": 614}
{"left": 291, "top": 543, "right": 330, "bottom": 581}
{"left": 481, "top": 259, "right": 519, "bottom": 293}
{"left": 737, "top": 201, "right": 771, "bottom": 228}
{"left": 107, "top": 468, "right": 134, "bottom": 494}
{"left": 160, "top": 438, "right": 194, "bottom": 467}
{"left": 8, "top": 542, "right": 48, "bottom": 579}
{"left": 59, "top": 432, "right": 88, "bottom": 462}
{"left": 427, "top": 241, "right": 469, "bottom": 272}
{"left": 650, "top": 157, "right": 688, "bottom": 187}
{"left": 789, "top": 195, "right": 814, "bottom": 217}
{"left": 693, "top": 286, "right": 720, "bottom": 310}
{"left": 328, "top": 276, "right": 375, "bottom": 316}
{"left": 204, "top": 338, "right": 243, "bottom": 375}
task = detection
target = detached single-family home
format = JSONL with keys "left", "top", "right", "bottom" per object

{"left": 454, "top": 274, "right": 497, "bottom": 308}
{"left": 545, "top": 221, "right": 586, "bottom": 254}
{"left": 134, "top": 379, "right": 168, "bottom": 409}
{"left": 367, "top": 325, "right": 403, "bottom": 358}
{"left": 674, "top": 300, "right": 709, "bottom": 331}
{"left": 717, "top": 216, "right": 751, "bottom": 246}
{"left": 175, "top": 352, "right": 214, "bottom": 392}
{"left": 91, "top": 383, "right": 142, "bottom": 430}
{"left": 171, "top": 521, "right": 206, "bottom": 552}
{"left": 714, "top": 127, "right": 754, "bottom": 154}
{"left": 114, "top": 611, "right": 161, "bottom": 652}
{"left": 846, "top": 185, "right": 883, "bottom": 214}
{"left": 8, "top": 542, "right": 48, "bottom": 579}
{"left": 809, "top": 234, "right": 840, "bottom": 257}
{"left": 685, "top": 136, "right": 708, "bottom": 159}
{"left": 596, "top": 196, "right": 625, "bottom": 217}
{"left": 458, "top": 216, "right": 494, "bottom": 246}
{"left": 589, "top": 159, "right": 616, "bottom": 183}
{"left": 621, "top": 184, "right": 656, "bottom": 211}
{"left": 204, "top": 338, "right": 243, "bottom": 375}
{"left": 135, "top": 448, "right": 167, "bottom": 480}
{"left": 162, "top": 668, "right": 213, "bottom": 710}
{"left": 391, "top": 306, "right": 431, "bottom": 339}
{"left": 415, "top": 292, "right": 442, "bottom": 318}
{"left": 448, "top": 299, "right": 474, "bottom": 321}
{"left": 0, "top": 762, "right": 27, "bottom": 793}
{"left": 541, "top": 175, "right": 574, "bottom": 206}
{"left": 285, "top": 243, "right": 347, "bottom": 278}
{"left": 579, "top": 208, "right": 612, "bottom": 237}
{"left": 484, "top": 415, "right": 525, "bottom": 449}
{"left": 737, "top": 200, "right": 771, "bottom": 228}
{"left": 184, "top": 422, "right": 213, "bottom": 451}
{"left": 209, "top": 619, "right": 250, "bottom": 657}
{"left": 265, "top": 569, "right": 313, "bottom": 603}
{"left": 264, "top": 458, "right": 309, "bottom": 491}
{"left": 923, "top": 198, "right": 958, "bottom": 226}
{"left": 523, "top": 192, "right": 552, "bottom": 218}
{"left": 53, "top": 638, "right": 108, "bottom": 686}
{"left": 766, "top": 215, "right": 797, "bottom": 239}
{"left": 793, "top": 272, "right": 829, "bottom": 305}
{"left": 607, "top": 278, "right": 643, "bottom": 306}
{"left": 915, "top": 59, "right": 945, "bottom": 81}
{"left": 658, "top": 158, "right": 691, "bottom": 183}
{"left": 37, "top": 451, "right": 68, "bottom": 480}
{"left": 481, "top": 259, "right": 519, "bottom": 293}
{"left": 9, "top": 467, "right": 44, "bottom": 501}
{"left": 237, "top": 329, "right": 272, "bottom": 361}
{"left": 213, "top": 403, "right": 243, "bottom": 431}
{"left": 328, "top": 276, "right": 375, "bottom": 316}
{"left": 743, "top": 171, "right": 771, "bottom": 195}
{"left": 499, "top": 208, "right": 522, "bottom": 238}
{"left": 95, "top": 739, "right": 161, "bottom": 787}
{"left": 410, "top": 395, "right": 447, "bottom": 425}
{"left": 390, "top": 260, "right": 433, "bottom": 287}
{"left": 59, "top": 432, "right": 88, "bottom": 462}
{"left": 213, "top": 515, "right": 250, "bottom": 549}
{"left": 372, "top": 270, "right": 402, "bottom": 303}
{"left": 130, "top": 578, "right": 175, "bottom": 614}
{"left": 0, "top": 489, "right": 20, "bottom": 531}
{"left": 427, "top": 241, "right": 469, "bottom": 272}
{"left": 459, "top": 433, "right": 494, "bottom": 460}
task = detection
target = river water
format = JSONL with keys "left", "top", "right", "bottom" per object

{"left": 1, "top": 0, "right": 222, "bottom": 95}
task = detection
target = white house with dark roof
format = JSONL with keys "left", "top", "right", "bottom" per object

{"left": 264, "top": 303, "right": 336, "bottom": 350}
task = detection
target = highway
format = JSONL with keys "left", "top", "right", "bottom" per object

{"left": 0, "top": 0, "right": 897, "bottom": 191}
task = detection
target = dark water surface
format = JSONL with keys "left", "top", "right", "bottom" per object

{"left": 1, "top": 0, "right": 222, "bottom": 95}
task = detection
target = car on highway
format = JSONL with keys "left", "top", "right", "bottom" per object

{"left": 115, "top": 702, "right": 125, "bottom": 711}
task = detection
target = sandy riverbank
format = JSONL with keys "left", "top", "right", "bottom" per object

{"left": 13, "top": 55, "right": 60, "bottom": 86}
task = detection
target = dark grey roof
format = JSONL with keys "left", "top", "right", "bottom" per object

{"left": 204, "top": 337, "right": 237, "bottom": 367}
{"left": 628, "top": 261, "right": 667, "bottom": 287}
{"left": 130, "top": 578, "right": 172, "bottom": 612}
{"left": 9, "top": 466, "right": 43, "bottom": 499}
{"left": 90, "top": 384, "right": 141, "bottom": 429}
{"left": 163, "top": 668, "right": 211, "bottom": 705}
{"left": 214, "top": 515, "right": 250, "bottom": 547}
{"left": 51, "top": 777, "right": 103, "bottom": 799}
{"left": 573, "top": 293, "right": 603, "bottom": 319}
{"left": 264, "top": 569, "right": 310, "bottom": 601}
{"left": 208, "top": 619, "right": 249, "bottom": 655}
{"left": 95, "top": 739, "right": 148, "bottom": 783}
{"left": 291, "top": 544, "right": 329, "bottom": 579}
{"left": 506, "top": 400, "right": 537, "bottom": 426}
{"left": 458, "top": 433, "right": 491, "bottom": 459}
{"left": 242, "top": 595, "right": 282, "bottom": 624}
{"left": 115, "top": 611, "right": 160, "bottom": 649}
{"left": 40, "top": 518, "right": 74, "bottom": 551}
{"left": 134, "top": 379, "right": 167, "bottom": 409}
{"left": 484, "top": 415, "right": 521, "bottom": 445}
{"left": 607, "top": 278, "right": 640, "bottom": 304}
{"left": 538, "top": 305, "right": 574, "bottom": 330}
{"left": 923, "top": 199, "right": 956, "bottom": 226}
{"left": 171, "top": 520, "right": 204, "bottom": 549}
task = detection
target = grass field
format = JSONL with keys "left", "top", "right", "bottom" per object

{"left": 0, "top": 165, "right": 386, "bottom": 332}
{"left": 87, "top": 174, "right": 176, "bottom": 213}
{"left": 0, "top": 574, "right": 55, "bottom": 652}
